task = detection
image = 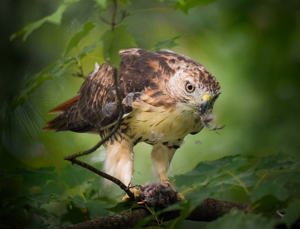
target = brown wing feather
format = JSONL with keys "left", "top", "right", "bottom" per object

{"left": 43, "top": 95, "right": 80, "bottom": 131}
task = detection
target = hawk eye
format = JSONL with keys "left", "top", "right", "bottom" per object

{"left": 185, "top": 82, "right": 195, "bottom": 93}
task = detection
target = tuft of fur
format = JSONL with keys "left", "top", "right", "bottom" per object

{"left": 201, "top": 112, "right": 225, "bottom": 132}
{"left": 139, "top": 183, "right": 181, "bottom": 211}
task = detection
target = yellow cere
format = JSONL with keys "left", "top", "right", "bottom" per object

{"left": 201, "top": 94, "right": 210, "bottom": 101}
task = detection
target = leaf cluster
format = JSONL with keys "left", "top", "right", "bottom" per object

{"left": 0, "top": 163, "right": 115, "bottom": 228}
{"left": 2, "top": 153, "right": 298, "bottom": 228}
{"left": 125, "top": 153, "right": 300, "bottom": 228}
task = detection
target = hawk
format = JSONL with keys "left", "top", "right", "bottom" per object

{"left": 44, "top": 48, "right": 221, "bottom": 187}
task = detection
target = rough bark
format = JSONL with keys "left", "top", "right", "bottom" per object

{"left": 60, "top": 198, "right": 249, "bottom": 229}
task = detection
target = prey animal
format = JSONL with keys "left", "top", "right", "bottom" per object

{"left": 44, "top": 48, "right": 221, "bottom": 187}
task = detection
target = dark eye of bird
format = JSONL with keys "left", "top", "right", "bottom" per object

{"left": 185, "top": 82, "right": 195, "bottom": 92}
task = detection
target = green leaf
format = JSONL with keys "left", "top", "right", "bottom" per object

{"left": 86, "top": 198, "right": 111, "bottom": 218}
{"left": 10, "top": 18, "right": 47, "bottom": 42}
{"left": 173, "top": 155, "right": 259, "bottom": 216}
{"left": 90, "top": 173, "right": 104, "bottom": 191}
{"left": 47, "top": 2, "right": 69, "bottom": 24}
{"left": 76, "top": 40, "right": 102, "bottom": 59}
{"left": 5, "top": 167, "right": 68, "bottom": 205}
{"left": 205, "top": 210, "right": 276, "bottom": 229}
{"left": 94, "top": 0, "right": 107, "bottom": 9}
{"left": 174, "top": 0, "right": 216, "bottom": 14}
{"left": 249, "top": 153, "right": 300, "bottom": 206}
{"left": 105, "top": 199, "right": 132, "bottom": 213}
{"left": 154, "top": 36, "right": 180, "bottom": 51}
{"left": 131, "top": 201, "right": 186, "bottom": 229}
{"left": 256, "top": 152, "right": 298, "bottom": 171}
{"left": 281, "top": 202, "right": 300, "bottom": 229}
{"left": 174, "top": 155, "right": 249, "bottom": 190}
{"left": 69, "top": 195, "right": 87, "bottom": 208}
{"left": 250, "top": 180, "right": 289, "bottom": 203}
{"left": 59, "top": 164, "right": 97, "bottom": 189}
{"left": 101, "top": 25, "right": 137, "bottom": 67}
{"left": 166, "top": 201, "right": 193, "bottom": 229}
{"left": 10, "top": 0, "right": 80, "bottom": 41}
{"left": 8, "top": 167, "right": 56, "bottom": 187}
{"left": 130, "top": 203, "right": 147, "bottom": 211}
{"left": 64, "top": 21, "right": 95, "bottom": 56}
{"left": 61, "top": 204, "right": 87, "bottom": 225}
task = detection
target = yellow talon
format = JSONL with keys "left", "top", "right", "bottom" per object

{"left": 121, "top": 188, "right": 141, "bottom": 202}
{"left": 178, "top": 192, "right": 185, "bottom": 200}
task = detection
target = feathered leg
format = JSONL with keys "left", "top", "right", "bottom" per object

{"left": 151, "top": 144, "right": 176, "bottom": 186}
{"left": 104, "top": 138, "right": 134, "bottom": 186}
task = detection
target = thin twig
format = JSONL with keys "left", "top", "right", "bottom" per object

{"left": 115, "top": 10, "right": 129, "bottom": 25}
{"left": 98, "top": 1, "right": 128, "bottom": 29}
{"left": 67, "top": 159, "right": 135, "bottom": 200}
{"left": 98, "top": 3, "right": 173, "bottom": 29}
{"left": 111, "top": 0, "right": 117, "bottom": 31}
{"left": 72, "top": 65, "right": 85, "bottom": 78}
{"left": 98, "top": 15, "right": 112, "bottom": 25}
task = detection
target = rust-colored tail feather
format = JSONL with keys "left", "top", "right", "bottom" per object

{"left": 43, "top": 95, "right": 80, "bottom": 131}
{"left": 42, "top": 117, "right": 65, "bottom": 131}
{"left": 49, "top": 95, "right": 80, "bottom": 114}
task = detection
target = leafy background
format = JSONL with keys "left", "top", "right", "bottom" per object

{"left": 1, "top": 0, "right": 300, "bottom": 228}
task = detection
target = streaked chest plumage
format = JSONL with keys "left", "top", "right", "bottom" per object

{"left": 122, "top": 101, "right": 203, "bottom": 148}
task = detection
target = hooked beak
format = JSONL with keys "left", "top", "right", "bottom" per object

{"left": 199, "top": 100, "right": 208, "bottom": 115}
{"left": 198, "top": 93, "right": 210, "bottom": 115}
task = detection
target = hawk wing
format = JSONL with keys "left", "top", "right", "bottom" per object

{"left": 44, "top": 48, "right": 167, "bottom": 133}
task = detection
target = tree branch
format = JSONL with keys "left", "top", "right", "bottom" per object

{"left": 67, "top": 159, "right": 135, "bottom": 200}
{"left": 59, "top": 198, "right": 250, "bottom": 229}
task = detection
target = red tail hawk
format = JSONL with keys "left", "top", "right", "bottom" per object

{"left": 44, "top": 48, "right": 221, "bottom": 186}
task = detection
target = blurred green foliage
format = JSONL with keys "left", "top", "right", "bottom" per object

{"left": 1, "top": 0, "right": 300, "bottom": 228}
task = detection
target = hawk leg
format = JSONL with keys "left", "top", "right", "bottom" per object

{"left": 151, "top": 144, "right": 176, "bottom": 186}
{"left": 104, "top": 138, "right": 134, "bottom": 186}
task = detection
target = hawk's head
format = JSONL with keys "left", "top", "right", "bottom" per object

{"left": 156, "top": 51, "right": 221, "bottom": 129}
